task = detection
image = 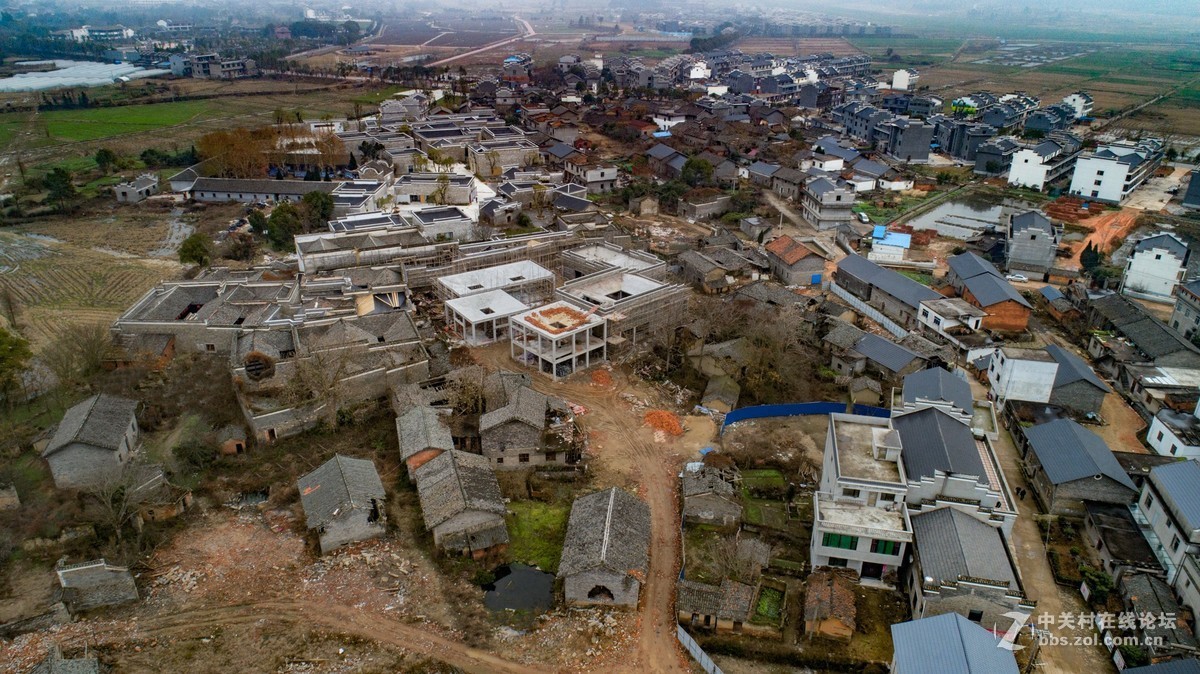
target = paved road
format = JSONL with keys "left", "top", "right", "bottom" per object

{"left": 428, "top": 17, "right": 535, "bottom": 67}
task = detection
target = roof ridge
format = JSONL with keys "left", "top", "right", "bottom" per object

{"left": 333, "top": 454, "right": 358, "bottom": 510}
{"left": 599, "top": 488, "right": 616, "bottom": 565}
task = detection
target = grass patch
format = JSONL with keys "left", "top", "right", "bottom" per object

{"left": 683, "top": 524, "right": 728, "bottom": 584}
{"left": 505, "top": 500, "right": 569, "bottom": 573}
{"left": 38, "top": 100, "right": 220, "bottom": 142}
{"left": 897, "top": 270, "right": 933, "bottom": 285}
{"left": 741, "top": 468, "right": 786, "bottom": 490}
{"left": 753, "top": 585, "right": 785, "bottom": 624}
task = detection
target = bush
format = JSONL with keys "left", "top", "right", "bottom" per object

{"left": 175, "top": 439, "right": 215, "bottom": 471}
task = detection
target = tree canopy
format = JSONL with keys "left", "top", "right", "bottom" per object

{"left": 178, "top": 232, "right": 213, "bottom": 266}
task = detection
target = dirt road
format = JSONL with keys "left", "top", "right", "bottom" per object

{"left": 967, "top": 379, "right": 1116, "bottom": 674}
{"left": 428, "top": 17, "right": 536, "bottom": 67}
{"left": 473, "top": 346, "right": 699, "bottom": 673}
{"left": 763, "top": 190, "right": 818, "bottom": 240}
{"left": 1068, "top": 208, "right": 1140, "bottom": 263}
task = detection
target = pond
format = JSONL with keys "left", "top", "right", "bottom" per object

{"left": 902, "top": 195, "right": 1039, "bottom": 240}
{"left": 482, "top": 564, "right": 555, "bottom": 612}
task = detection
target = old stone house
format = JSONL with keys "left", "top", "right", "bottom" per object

{"left": 676, "top": 250, "right": 730, "bottom": 295}
{"left": 764, "top": 235, "right": 824, "bottom": 286}
{"left": 298, "top": 455, "right": 387, "bottom": 554}
{"left": 682, "top": 465, "right": 743, "bottom": 528}
{"left": 480, "top": 386, "right": 575, "bottom": 468}
{"left": 676, "top": 578, "right": 756, "bottom": 633}
{"left": 1046, "top": 344, "right": 1111, "bottom": 417}
{"left": 559, "top": 488, "right": 651, "bottom": 607}
{"left": 397, "top": 406, "right": 454, "bottom": 476}
{"left": 30, "top": 644, "right": 100, "bottom": 674}
{"left": 129, "top": 464, "right": 192, "bottom": 527}
{"left": 56, "top": 558, "right": 139, "bottom": 614}
{"left": 42, "top": 394, "right": 140, "bottom": 490}
{"left": 414, "top": 450, "right": 509, "bottom": 558}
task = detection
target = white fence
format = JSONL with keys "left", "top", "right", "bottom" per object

{"left": 677, "top": 625, "right": 724, "bottom": 674}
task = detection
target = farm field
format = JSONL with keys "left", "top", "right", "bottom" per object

{"left": 427, "top": 31, "right": 518, "bottom": 48}
{"left": 733, "top": 37, "right": 862, "bottom": 57}
{"left": 373, "top": 21, "right": 444, "bottom": 46}
{"left": 37, "top": 100, "right": 218, "bottom": 142}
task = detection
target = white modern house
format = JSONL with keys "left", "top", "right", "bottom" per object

{"left": 1147, "top": 399, "right": 1200, "bottom": 460}
{"left": 986, "top": 347, "right": 1058, "bottom": 406}
{"left": 1061, "top": 91, "right": 1094, "bottom": 120}
{"left": 1136, "top": 460, "right": 1200, "bottom": 585}
{"left": 891, "top": 69, "right": 918, "bottom": 91}
{"left": 1069, "top": 139, "right": 1164, "bottom": 204}
{"left": 811, "top": 413, "right": 912, "bottom": 586}
{"left": 1121, "top": 232, "right": 1190, "bottom": 301}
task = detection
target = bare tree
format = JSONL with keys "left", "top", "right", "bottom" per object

{"left": 84, "top": 463, "right": 153, "bottom": 546}
{"left": 40, "top": 322, "right": 114, "bottom": 397}
{"left": 285, "top": 348, "right": 353, "bottom": 426}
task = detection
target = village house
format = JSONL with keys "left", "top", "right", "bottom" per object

{"left": 676, "top": 250, "right": 731, "bottom": 295}
{"left": 896, "top": 366, "right": 974, "bottom": 424}
{"left": 811, "top": 413, "right": 912, "bottom": 586}
{"left": 1118, "top": 573, "right": 1200, "bottom": 660}
{"left": 763, "top": 235, "right": 824, "bottom": 286}
{"left": 114, "top": 174, "right": 160, "bottom": 204}
{"left": 55, "top": 558, "right": 139, "bottom": 614}
{"left": 1170, "top": 280, "right": 1200, "bottom": 340}
{"left": 558, "top": 487, "right": 651, "bottom": 607}
{"left": 298, "top": 455, "right": 387, "bottom": 554}
{"left": 43, "top": 394, "right": 140, "bottom": 490}
{"left": 986, "top": 347, "right": 1058, "bottom": 407}
{"left": 1146, "top": 399, "right": 1200, "bottom": 459}
{"left": 414, "top": 450, "right": 508, "bottom": 558}
{"left": 479, "top": 385, "right": 574, "bottom": 468}
{"left": 945, "top": 253, "right": 1031, "bottom": 332}
{"left": 1122, "top": 233, "right": 1190, "bottom": 301}
{"left": 906, "top": 507, "right": 1030, "bottom": 629}
{"left": 1083, "top": 501, "right": 1164, "bottom": 581}
{"left": 1045, "top": 344, "right": 1112, "bottom": 417}
{"left": 396, "top": 406, "right": 454, "bottom": 476}
{"left": 890, "top": 612, "right": 1018, "bottom": 674}
{"left": 803, "top": 567, "right": 858, "bottom": 639}
{"left": 29, "top": 644, "right": 100, "bottom": 674}
{"left": 676, "top": 578, "right": 756, "bottom": 634}
{"left": 1069, "top": 138, "right": 1163, "bottom": 204}
{"left": 1006, "top": 211, "right": 1059, "bottom": 277}
{"left": 833, "top": 254, "right": 940, "bottom": 331}
{"left": 1018, "top": 419, "right": 1137, "bottom": 516}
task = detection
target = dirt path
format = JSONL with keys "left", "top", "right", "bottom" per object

{"left": 472, "top": 346, "right": 699, "bottom": 673}
{"left": 967, "top": 380, "right": 1116, "bottom": 674}
{"left": 85, "top": 599, "right": 550, "bottom": 674}
{"left": 1068, "top": 208, "right": 1140, "bottom": 263}
{"left": 763, "top": 190, "right": 818, "bottom": 240}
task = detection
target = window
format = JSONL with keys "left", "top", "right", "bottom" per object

{"left": 822, "top": 533, "right": 859, "bottom": 550}
{"left": 519, "top": 453, "right": 530, "bottom": 463}
{"left": 879, "top": 493, "right": 894, "bottom": 502}
{"left": 842, "top": 488, "right": 861, "bottom": 499}
{"left": 1158, "top": 431, "right": 1165, "bottom": 442}
{"left": 1145, "top": 492, "right": 1155, "bottom": 509}
{"left": 1171, "top": 445, "right": 1179, "bottom": 456}
{"left": 968, "top": 610, "right": 984, "bottom": 623}
{"left": 827, "top": 557, "right": 848, "bottom": 568}
{"left": 205, "top": 344, "right": 216, "bottom": 352}
{"left": 921, "top": 309, "right": 929, "bottom": 318}
{"left": 1097, "top": 170, "right": 1104, "bottom": 176}
{"left": 870, "top": 539, "right": 900, "bottom": 555}
{"left": 1094, "top": 180, "right": 1102, "bottom": 187}
{"left": 496, "top": 457, "right": 504, "bottom": 464}
{"left": 1172, "top": 534, "right": 1182, "bottom": 552}
{"left": 546, "top": 451, "right": 557, "bottom": 462}
{"left": 1156, "top": 254, "right": 1163, "bottom": 260}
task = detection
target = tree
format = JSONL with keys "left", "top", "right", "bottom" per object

{"left": 196, "top": 128, "right": 271, "bottom": 178}
{"left": 267, "top": 201, "right": 302, "bottom": 248}
{"left": 94, "top": 147, "right": 118, "bottom": 174}
{"left": 247, "top": 209, "right": 268, "bottom": 234}
{"left": 223, "top": 232, "right": 259, "bottom": 261}
{"left": 0, "top": 327, "right": 31, "bottom": 406}
{"left": 430, "top": 172, "right": 451, "bottom": 205}
{"left": 44, "top": 167, "right": 77, "bottom": 212}
{"left": 285, "top": 348, "right": 352, "bottom": 427}
{"left": 1080, "top": 242, "right": 1102, "bottom": 272}
{"left": 300, "top": 191, "right": 334, "bottom": 232}
{"left": 681, "top": 158, "right": 714, "bottom": 187}
{"left": 40, "top": 322, "right": 112, "bottom": 397}
{"left": 178, "top": 233, "right": 213, "bottom": 266}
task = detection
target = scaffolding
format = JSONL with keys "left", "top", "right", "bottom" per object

{"left": 510, "top": 302, "right": 607, "bottom": 380}
{"left": 556, "top": 269, "right": 690, "bottom": 349}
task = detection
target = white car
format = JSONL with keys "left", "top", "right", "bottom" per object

{"left": 856, "top": 212, "right": 870, "bottom": 224}
{"left": 1005, "top": 273, "right": 1028, "bottom": 282}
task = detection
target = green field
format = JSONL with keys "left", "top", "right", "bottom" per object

{"left": 37, "top": 100, "right": 220, "bottom": 142}
{"left": 505, "top": 500, "right": 569, "bottom": 573}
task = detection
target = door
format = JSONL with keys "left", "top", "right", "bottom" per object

{"left": 861, "top": 562, "right": 884, "bottom": 580}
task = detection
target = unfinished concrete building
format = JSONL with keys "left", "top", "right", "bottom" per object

{"left": 444, "top": 290, "right": 530, "bottom": 346}
{"left": 560, "top": 242, "right": 666, "bottom": 280}
{"left": 510, "top": 301, "right": 607, "bottom": 380}
{"left": 556, "top": 269, "right": 689, "bottom": 349}
{"left": 435, "top": 260, "right": 556, "bottom": 305}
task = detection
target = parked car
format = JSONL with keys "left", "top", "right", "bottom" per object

{"left": 856, "top": 212, "right": 870, "bottom": 224}
{"left": 1005, "top": 273, "right": 1028, "bottom": 282}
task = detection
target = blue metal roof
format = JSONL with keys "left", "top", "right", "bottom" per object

{"left": 876, "top": 231, "right": 912, "bottom": 249}
{"left": 872, "top": 224, "right": 887, "bottom": 239}
{"left": 1039, "top": 285, "right": 1065, "bottom": 302}
{"left": 891, "top": 613, "right": 1018, "bottom": 674}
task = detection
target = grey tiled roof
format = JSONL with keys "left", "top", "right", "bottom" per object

{"left": 1024, "top": 419, "right": 1135, "bottom": 489}
{"left": 396, "top": 406, "right": 454, "bottom": 460}
{"left": 414, "top": 450, "right": 506, "bottom": 530}
{"left": 1010, "top": 211, "right": 1054, "bottom": 235}
{"left": 963, "top": 273, "right": 1031, "bottom": 309}
{"left": 1045, "top": 344, "right": 1111, "bottom": 392}
{"left": 676, "top": 579, "right": 721, "bottom": 615}
{"left": 30, "top": 645, "right": 101, "bottom": 674}
{"left": 297, "top": 455, "right": 386, "bottom": 529}
{"left": 947, "top": 252, "right": 1003, "bottom": 281}
{"left": 1134, "top": 232, "right": 1189, "bottom": 261}
{"left": 682, "top": 467, "right": 737, "bottom": 498}
{"left": 44, "top": 394, "right": 138, "bottom": 457}
{"left": 480, "top": 386, "right": 547, "bottom": 432}
{"left": 853, "top": 333, "right": 923, "bottom": 373}
{"left": 902, "top": 367, "right": 973, "bottom": 412}
{"left": 893, "top": 408, "right": 986, "bottom": 483}
{"left": 891, "top": 613, "right": 1018, "bottom": 674}
{"left": 558, "top": 488, "right": 650, "bottom": 579}
{"left": 836, "top": 254, "right": 939, "bottom": 309}
{"left": 1150, "top": 459, "right": 1200, "bottom": 533}
{"left": 911, "top": 507, "right": 1017, "bottom": 589}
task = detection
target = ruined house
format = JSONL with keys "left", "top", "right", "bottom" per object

{"left": 804, "top": 567, "right": 858, "bottom": 639}
{"left": 682, "top": 465, "right": 743, "bottom": 527}
{"left": 479, "top": 386, "right": 575, "bottom": 468}
{"left": 55, "top": 559, "right": 139, "bottom": 614}
{"left": 397, "top": 406, "right": 454, "bottom": 476}
{"left": 298, "top": 454, "right": 387, "bottom": 554}
{"left": 558, "top": 488, "right": 651, "bottom": 607}
{"left": 414, "top": 450, "right": 509, "bottom": 558}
